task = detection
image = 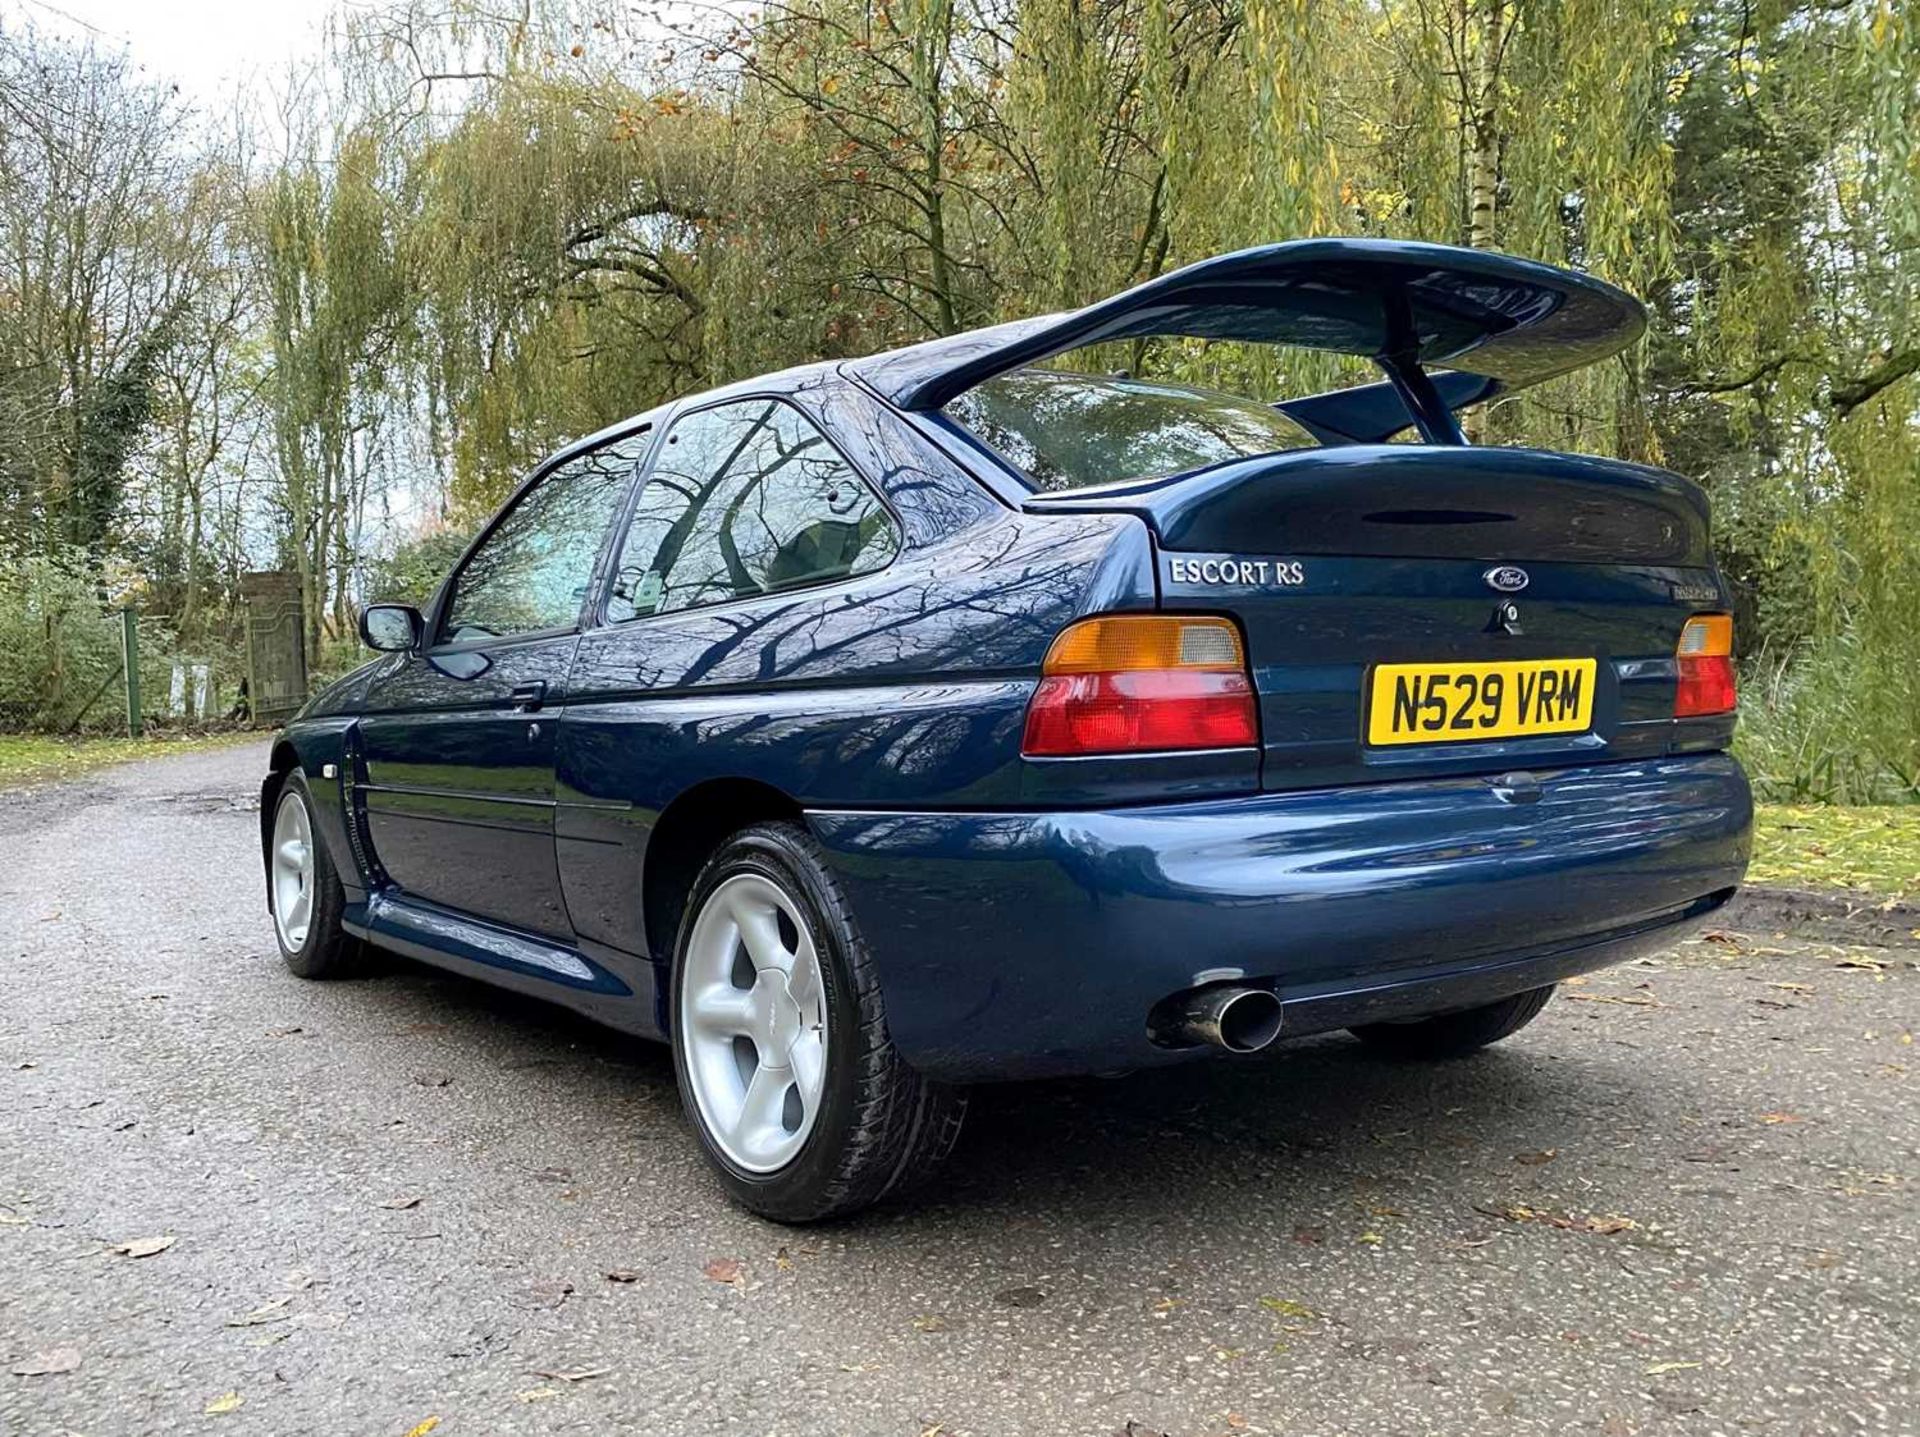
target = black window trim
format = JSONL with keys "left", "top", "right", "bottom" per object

{"left": 587, "top": 391, "right": 904, "bottom": 630}
{"left": 424, "top": 419, "right": 657, "bottom": 655}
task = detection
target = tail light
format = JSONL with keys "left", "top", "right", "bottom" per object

{"left": 1675, "top": 613, "right": 1736, "bottom": 717}
{"left": 1022, "top": 614, "right": 1259, "bottom": 756}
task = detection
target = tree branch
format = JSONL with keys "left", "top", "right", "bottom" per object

{"left": 1830, "top": 349, "right": 1920, "bottom": 414}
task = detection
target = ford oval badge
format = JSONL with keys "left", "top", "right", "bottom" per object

{"left": 1484, "top": 565, "right": 1530, "bottom": 594}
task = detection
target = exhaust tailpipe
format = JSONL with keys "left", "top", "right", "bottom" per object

{"left": 1167, "top": 986, "right": 1283, "bottom": 1053}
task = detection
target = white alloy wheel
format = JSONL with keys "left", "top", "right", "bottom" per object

{"left": 271, "top": 788, "right": 316, "bottom": 953}
{"left": 677, "top": 871, "right": 830, "bottom": 1173}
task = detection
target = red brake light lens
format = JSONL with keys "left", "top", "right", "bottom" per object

{"left": 1675, "top": 614, "right": 1737, "bottom": 718}
{"left": 1022, "top": 615, "right": 1259, "bottom": 756}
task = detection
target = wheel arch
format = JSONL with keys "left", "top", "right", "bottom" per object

{"left": 641, "top": 776, "right": 806, "bottom": 987}
{"left": 259, "top": 740, "right": 303, "bottom": 908}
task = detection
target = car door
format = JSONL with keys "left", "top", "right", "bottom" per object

{"left": 556, "top": 397, "right": 902, "bottom": 954}
{"left": 357, "top": 432, "right": 648, "bottom": 938}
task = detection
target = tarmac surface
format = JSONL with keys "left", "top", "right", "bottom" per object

{"left": 1, "top": 741, "right": 1915, "bottom": 1435}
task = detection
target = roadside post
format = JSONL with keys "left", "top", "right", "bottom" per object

{"left": 120, "top": 608, "right": 142, "bottom": 738}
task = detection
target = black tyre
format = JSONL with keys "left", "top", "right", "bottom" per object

{"left": 669, "top": 821, "right": 966, "bottom": 1222}
{"left": 267, "top": 772, "right": 364, "bottom": 980}
{"left": 1349, "top": 984, "right": 1555, "bottom": 1060}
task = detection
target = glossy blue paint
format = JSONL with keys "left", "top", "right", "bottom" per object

{"left": 808, "top": 754, "right": 1751, "bottom": 1080}
{"left": 266, "top": 240, "right": 1752, "bottom": 1085}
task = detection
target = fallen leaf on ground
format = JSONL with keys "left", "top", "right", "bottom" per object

{"left": 701, "top": 1257, "right": 744, "bottom": 1284}
{"left": 1479, "top": 1204, "right": 1638, "bottom": 1234}
{"left": 10, "top": 1347, "right": 80, "bottom": 1376}
{"left": 204, "top": 1392, "right": 244, "bottom": 1415}
{"left": 400, "top": 1419, "right": 440, "bottom": 1437}
{"left": 530, "top": 1366, "right": 610, "bottom": 1384}
{"left": 225, "top": 1295, "right": 294, "bottom": 1327}
{"left": 413, "top": 1072, "right": 453, "bottom": 1087}
{"left": 1258, "top": 1297, "right": 1315, "bottom": 1319}
{"left": 604, "top": 1269, "right": 642, "bottom": 1283}
{"left": 520, "top": 1279, "right": 573, "bottom": 1309}
{"left": 379, "top": 1195, "right": 423, "bottom": 1210}
{"left": 1644, "top": 1360, "right": 1700, "bottom": 1376}
{"left": 1564, "top": 992, "right": 1661, "bottom": 1007}
{"left": 994, "top": 1286, "right": 1046, "bottom": 1308}
{"left": 1582, "top": 1215, "right": 1638, "bottom": 1234}
{"left": 1768, "top": 981, "right": 1815, "bottom": 994}
{"left": 1514, "top": 1148, "right": 1558, "bottom": 1165}
{"left": 516, "top": 1388, "right": 561, "bottom": 1402}
{"left": 1834, "top": 955, "right": 1890, "bottom": 972}
{"left": 1759, "top": 1111, "right": 1804, "bottom": 1125}
{"left": 108, "top": 1235, "right": 176, "bottom": 1258}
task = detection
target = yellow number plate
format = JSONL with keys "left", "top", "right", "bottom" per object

{"left": 1367, "top": 658, "right": 1597, "bottom": 746}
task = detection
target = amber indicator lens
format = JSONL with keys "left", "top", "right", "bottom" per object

{"left": 1024, "top": 615, "right": 1258, "bottom": 756}
{"left": 1675, "top": 613, "right": 1737, "bottom": 717}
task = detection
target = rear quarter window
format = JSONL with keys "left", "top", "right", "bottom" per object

{"left": 943, "top": 369, "right": 1319, "bottom": 493}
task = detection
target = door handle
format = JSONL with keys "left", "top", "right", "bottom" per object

{"left": 510, "top": 681, "right": 548, "bottom": 712}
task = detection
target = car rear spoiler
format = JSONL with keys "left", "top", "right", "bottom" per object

{"left": 1277, "top": 370, "right": 1503, "bottom": 444}
{"left": 848, "top": 239, "right": 1645, "bottom": 441}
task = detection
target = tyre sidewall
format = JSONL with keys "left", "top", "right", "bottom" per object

{"left": 669, "top": 825, "right": 864, "bottom": 1212}
{"left": 271, "top": 771, "right": 346, "bottom": 978}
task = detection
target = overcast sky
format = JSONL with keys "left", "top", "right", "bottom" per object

{"left": 3, "top": 0, "right": 340, "bottom": 103}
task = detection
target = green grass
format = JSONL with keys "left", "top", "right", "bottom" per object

{"left": 1751, "top": 804, "right": 1920, "bottom": 903}
{"left": 0, "top": 731, "right": 259, "bottom": 790}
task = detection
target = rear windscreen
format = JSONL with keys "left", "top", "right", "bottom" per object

{"left": 943, "top": 369, "right": 1319, "bottom": 493}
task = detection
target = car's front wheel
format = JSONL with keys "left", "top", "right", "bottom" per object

{"left": 268, "top": 772, "right": 363, "bottom": 980}
{"left": 1349, "top": 984, "right": 1556, "bottom": 1059}
{"left": 670, "top": 822, "right": 965, "bottom": 1222}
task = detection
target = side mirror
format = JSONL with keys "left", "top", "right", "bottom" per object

{"left": 359, "top": 603, "right": 423, "bottom": 653}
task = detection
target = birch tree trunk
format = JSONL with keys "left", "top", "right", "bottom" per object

{"left": 1461, "top": 0, "right": 1507, "bottom": 441}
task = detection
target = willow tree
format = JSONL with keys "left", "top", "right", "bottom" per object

{"left": 256, "top": 122, "right": 414, "bottom": 659}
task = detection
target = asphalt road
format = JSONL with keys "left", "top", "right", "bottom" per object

{"left": 1, "top": 742, "right": 1915, "bottom": 1437}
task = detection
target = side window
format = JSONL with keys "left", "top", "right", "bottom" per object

{"left": 606, "top": 399, "right": 898, "bottom": 622}
{"left": 440, "top": 435, "right": 647, "bottom": 643}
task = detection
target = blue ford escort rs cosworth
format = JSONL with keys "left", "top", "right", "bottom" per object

{"left": 261, "top": 239, "right": 1752, "bottom": 1220}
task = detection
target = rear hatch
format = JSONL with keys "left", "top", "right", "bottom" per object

{"left": 1030, "top": 444, "right": 1727, "bottom": 791}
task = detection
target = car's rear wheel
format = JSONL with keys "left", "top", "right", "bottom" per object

{"left": 269, "top": 773, "right": 363, "bottom": 980}
{"left": 1349, "top": 984, "right": 1555, "bottom": 1060}
{"left": 671, "top": 822, "right": 965, "bottom": 1222}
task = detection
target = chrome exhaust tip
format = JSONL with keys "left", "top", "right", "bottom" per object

{"left": 1165, "top": 986, "right": 1284, "bottom": 1053}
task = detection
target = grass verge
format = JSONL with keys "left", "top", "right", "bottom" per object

{"left": 0, "top": 731, "right": 260, "bottom": 791}
{"left": 1751, "top": 804, "right": 1920, "bottom": 903}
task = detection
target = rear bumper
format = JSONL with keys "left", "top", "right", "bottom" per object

{"left": 808, "top": 754, "right": 1751, "bottom": 1081}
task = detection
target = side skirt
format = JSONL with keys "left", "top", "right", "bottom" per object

{"left": 343, "top": 892, "right": 663, "bottom": 1040}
